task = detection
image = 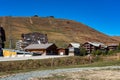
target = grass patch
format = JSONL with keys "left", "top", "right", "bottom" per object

{"left": 38, "top": 74, "right": 67, "bottom": 80}
{"left": 0, "top": 56, "right": 120, "bottom": 76}
{"left": 0, "top": 56, "right": 89, "bottom": 75}
{"left": 80, "top": 60, "right": 120, "bottom": 67}
{"left": 37, "top": 75, "right": 89, "bottom": 80}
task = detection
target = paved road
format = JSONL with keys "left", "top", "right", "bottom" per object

{"left": 0, "top": 55, "right": 67, "bottom": 62}
{"left": 1, "top": 66, "right": 120, "bottom": 80}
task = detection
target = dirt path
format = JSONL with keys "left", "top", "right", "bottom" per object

{"left": 1, "top": 66, "right": 120, "bottom": 80}
{"left": 58, "top": 70, "right": 120, "bottom": 80}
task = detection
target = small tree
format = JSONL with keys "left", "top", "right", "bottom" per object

{"left": 80, "top": 48, "right": 87, "bottom": 56}
{"left": 33, "top": 15, "right": 39, "bottom": 17}
{"left": 49, "top": 16, "right": 54, "bottom": 18}
{"left": 117, "top": 43, "right": 120, "bottom": 51}
{"left": 108, "top": 50, "right": 114, "bottom": 55}
{"left": 92, "top": 50, "right": 102, "bottom": 55}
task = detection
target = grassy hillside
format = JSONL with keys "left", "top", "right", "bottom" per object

{"left": 111, "top": 36, "right": 120, "bottom": 42}
{"left": 0, "top": 16, "right": 118, "bottom": 48}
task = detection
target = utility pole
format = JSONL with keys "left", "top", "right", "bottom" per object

{"left": 8, "top": 17, "right": 13, "bottom": 49}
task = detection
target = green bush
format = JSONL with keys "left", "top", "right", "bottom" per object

{"left": 107, "top": 50, "right": 120, "bottom": 55}
{"left": 117, "top": 43, "right": 120, "bottom": 50}
{"left": 80, "top": 48, "right": 87, "bottom": 56}
{"left": 92, "top": 50, "right": 102, "bottom": 55}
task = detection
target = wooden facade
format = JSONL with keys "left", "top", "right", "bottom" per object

{"left": 24, "top": 43, "right": 58, "bottom": 55}
{"left": 82, "top": 42, "right": 97, "bottom": 53}
{"left": 107, "top": 44, "right": 118, "bottom": 51}
{"left": 82, "top": 42, "right": 106, "bottom": 54}
{"left": 57, "top": 48, "right": 68, "bottom": 55}
{"left": 67, "top": 43, "right": 80, "bottom": 56}
{"left": 21, "top": 32, "right": 48, "bottom": 44}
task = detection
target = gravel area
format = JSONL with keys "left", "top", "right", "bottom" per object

{"left": 1, "top": 66, "right": 120, "bottom": 80}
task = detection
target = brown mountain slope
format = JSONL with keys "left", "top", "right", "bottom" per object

{"left": 111, "top": 36, "right": 120, "bottom": 42}
{"left": 0, "top": 16, "right": 118, "bottom": 47}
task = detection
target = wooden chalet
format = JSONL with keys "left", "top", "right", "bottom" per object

{"left": 21, "top": 32, "right": 48, "bottom": 44}
{"left": 16, "top": 32, "right": 48, "bottom": 50}
{"left": 24, "top": 43, "right": 58, "bottom": 55}
{"left": 57, "top": 48, "right": 68, "bottom": 55}
{"left": 107, "top": 44, "right": 118, "bottom": 51}
{"left": 82, "top": 42, "right": 107, "bottom": 54}
{"left": 68, "top": 43, "right": 80, "bottom": 56}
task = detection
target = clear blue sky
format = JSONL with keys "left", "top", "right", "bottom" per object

{"left": 0, "top": 0, "right": 120, "bottom": 36}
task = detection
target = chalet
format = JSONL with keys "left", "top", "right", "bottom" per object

{"left": 57, "top": 48, "right": 68, "bottom": 55}
{"left": 16, "top": 32, "right": 48, "bottom": 50}
{"left": 24, "top": 43, "right": 58, "bottom": 56}
{"left": 21, "top": 32, "right": 48, "bottom": 44}
{"left": 68, "top": 43, "right": 80, "bottom": 56}
{"left": 107, "top": 44, "right": 118, "bottom": 51}
{"left": 82, "top": 42, "right": 107, "bottom": 54}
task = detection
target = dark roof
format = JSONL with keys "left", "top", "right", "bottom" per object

{"left": 84, "top": 42, "right": 107, "bottom": 48}
{"left": 107, "top": 44, "right": 118, "bottom": 47}
{"left": 24, "top": 43, "right": 54, "bottom": 50}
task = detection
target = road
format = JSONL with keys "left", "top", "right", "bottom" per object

{"left": 0, "top": 55, "right": 67, "bottom": 62}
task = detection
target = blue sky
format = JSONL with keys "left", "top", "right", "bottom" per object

{"left": 0, "top": 0, "right": 120, "bottom": 36}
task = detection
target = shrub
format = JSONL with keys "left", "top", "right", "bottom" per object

{"left": 92, "top": 50, "right": 102, "bottom": 55}
{"left": 117, "top": 43, "right": 120, "bottom": 50}
{"left": 0, "top": 56, "right": 95, "bottom": 72}
{"left": 80, "top": 48, "right": 87, "bottom": 56}
{"left": 33, "top": 15, "right": 39, "bottom": 17}
{"left": 108, "top": 50, "right": 114, "bottom": 55}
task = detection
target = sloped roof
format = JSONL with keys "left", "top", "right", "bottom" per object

{"left": 70, "top": 43, "right": 80, "bottom": 48}
{"left": 88, "top": 42, "right": 106, "bottom": 47}
{"left": 107, "top": 44, "right": 118, "bottom": 47}
{"left": 88, "top": 42, "right": 100, "bottom": 47}
{"left": 24, "top": 43, "right": 54, "bottom": 50}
